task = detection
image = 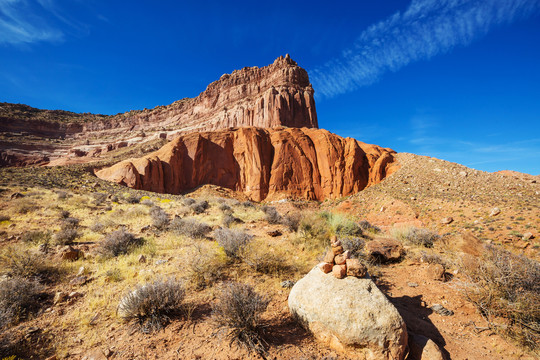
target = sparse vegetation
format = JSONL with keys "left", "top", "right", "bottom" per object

{"left": 54, "top": 217, "right": 80, "bottom": 245}
{"left": 0, "top": 277, "right": 43, "bottom": 329}
{"left": 185, "top": 243, "right": 227, "bottom": 289}
{"left": 169, "top": 217, "right": 212, "bottom": 239}
{"left": 0, "top": 246, "right": 55, "bottom": 281}
{"left": 212, "top": 282, "right": 269, "bottom": 355}
{"left": 261, "top": 205, "right": 281, "bottom": 224}
{"left": 150, "top": 206, "right": 169, "bottom": 230}
{"left": 392, "top": 226, "right": 440, "bottom": 248}
{"left": 190, "top": 200, "right": 209, "bottom": 214}
{"left": 215, "top": 228, "right": 252, "bottom": 260}
{"left": 99, "top": 229, "right": 143, "bottom": 257}
{"left": 117, "top": 278, "right": 185, "bottom": 333}
{"left": 21, "top": 230, "right": 51, "bottom": 245}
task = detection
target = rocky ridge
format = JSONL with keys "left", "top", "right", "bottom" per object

{"left": 0, "top": 55, "right": 317, "bottom": 166}
{"left": 95, "top": 126, "right": 397, "bottom": 201}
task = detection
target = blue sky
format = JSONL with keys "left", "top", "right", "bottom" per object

{"left": 1, "top": 0, "right": 539, "bottom": 174}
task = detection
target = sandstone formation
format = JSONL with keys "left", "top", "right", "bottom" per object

{"left": 288, "top": 266, "right": 408, "bottom": 360}
{"left": 95, "top": 126, "right": 397, "bottom": 201}
{"left": 0, "top": 55, "right": 317, "bottom": 166}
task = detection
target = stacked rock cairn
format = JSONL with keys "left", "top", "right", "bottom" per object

{"left": 318, "top": 235, "right": 367, "bottom": 279}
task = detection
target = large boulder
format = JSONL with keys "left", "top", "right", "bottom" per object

{"left": 288, "top": 266, "right": 408, "bottom": 360}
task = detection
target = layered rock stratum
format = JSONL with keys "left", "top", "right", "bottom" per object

{"left": 0, "top": 55, "right": 317, "bottom": 166}
{"left": 95, "top": 127, "right": 397, "bottom": 201}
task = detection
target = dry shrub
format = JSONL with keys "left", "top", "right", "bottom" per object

{"left": 0, "top": 246, "right": 55, "bottom": 281}
{"left": 460, "top": 245, "right": 540, "bottom": 352}
{"left": 392, "top": 226, "right": 440, "bottom": 248}
{"left": 219, "top": 203, "right": 232, "bottom": 212}
{"left": 222, "top": 213, "right": 242, "bottom": 228}
{"left": 124, "top": 194, "right": 140, "bottom": 204}
{"left": 12, "top": 199, "right": 38, "bottom": 214}
{"left": 297, "top": 212, "right": 331, "bottom": 252}
{"left": 150, "top": 206, "right": 169, "bottom": 230}
{"left": 190, "top": 200, "right": 209, "bottom": 214}
{"left": 118, "top": 278, "right": 185, "bottom": 333}
{"left": 21, "top": 230, "right": 51, "bottom": 245}
{"left": 0, "top": 215, "right": 10, "bottom": 222}
{"left": 0, "top": 277, "right": 43, "bottom": 329}
{"left": 169, "top": 218, "right": 211, "bottom": 239}
{"left": 91, "top": 192, "right": 108, "bottom": 206}
{"left": 212, "top": 282, "right": 269, "bottom": 355}
{"left": 183, "top": 198, "right": 196, "bottom": 206}
{"left": 261, "top": 205, "right": 281, "bottom": 224}
{"left": 99, "top": 230, "right": 143, "bottom": 257}
{"left": 281, "top": 212, "right": 302, "bottom": 232}
{"left": 341, "top": 237, "right": 366, "bottom": 259}
{"left": 54, "top": 217, "right": 80, "bottom": 245}
{"left": 185, "top": 243, "right": 227, "bottom": 289}
{"left": 358, "top": 220, "right": 381, "bottom": 234}
{"left": 241, "top": 240, "right": 293, "bottom": 275}
{"left": 325, "top": 212, "right": 362, "bottom": 237}
{"left": 215, "top": 228, "right": 252, "bottom": 260}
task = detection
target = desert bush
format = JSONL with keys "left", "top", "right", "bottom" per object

{"left": 358, "top": 220, "right": 381, "bottom": 234}
{"left": 392, "top": 226, "right": 440, "bottom": 248}
{"left": 105, "top": 269, "right": 124, "bottom": 283}
{"left": 215, "top": 228, "right": 252, "bottom": 259}
{"left": 241, "top": 201, "right": 255, "bottom": 208}
{"left": 219, "top": 203, "right": 232, "bottom": 212}
{"left": 90, "top": 221, "right": 106, "bottom": 233}
{"left": 91, "top": 192, "right": 108, "bottom": 206}
{"left": 190, "top": 200, "right": 209, "bottom": 214}
{"left": 13, "top": 199, "right": 38, "bottom": 214}
{"left": 241, "top": 240, "right": 292, "bottom": 275}
{"left": 297, "top": 212, "right": 331, "bottom": 251}
{"left": 0, "top": 246, "right": 55, "bottom": 281}
{"left": 281, "top": 212, "right": 302, "bottom": 232}
{"left": 56, "top": 190, "right": 69, "bottom": 200}
{"left": 212, "top": 282, "right": 269, "bottom": 355}
{"left": 53, "top": 217, "right": 80, "bottom": 245}
{"left": 326, "top": 212, "right": 362, "bottom": 237}
{"left": 59, "top": 210, "right": 70, "bottom": 218}
{"left": 183, "top": 198, "right": 196, "bottom": 206}
{"left": 169, "top": 218, "right": 212, "bottom": 239}
{"left": 185, "top": 243, "right": 227, "bottom": 289}
{"left": 0, "top": 215, "right": 10, "bottom": 222}
{"left": 261, "top": 205, "right": 281, "bottom": 224}
{"left": 420, "top": 252, "right": 447, "bottom": 266}
{"left": 341, "top": 237, "right": 366, "bottom": 259}
{"left": 99, "top": 230, "right": 143, "bottom": 257}
{"left": 117, "top": 278, "right": 185, "bottom": 333}
{"left": 125, "top": 194, "right": 140, "bottom": 204}
{"left": 21, "top": 230, "right": 51, "bottom": 245}
{"left": 460, "top": 245, "right": 540, "bottom": 351}
{"left": 0, "top": 277, "right": 43, "bottom": 329}
{"left": 150, "top": 206, "right": 169, "bottom": 230}
{"left": 141, "top": 199, "right": 154, "bottom": 207}
{"left": 222, "top": 213, "right": 242, "bottom": 228}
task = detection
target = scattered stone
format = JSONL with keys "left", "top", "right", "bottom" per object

{"left": 489, "top": 207, "right": 501, "bottom": 217}
{"left": 60, "top": 246, "right": 83, "bottom": 261}
{"left": 138, "top": 254, "right": 147, "bottom": 263}
{"left": 459, "top": 171, "right": 468, "bottom": 177}
{"left": 441, "top": 217, "right": 453, "bottom": 225}
{"left": 280, "top": 280, "right": 296, "bottom": 288}
{"left": 323, "top": 249, "right": 335, "bottom": 264}
{"left": 426, "top": 263, "right": 446, "bottom": 281}
{"left": 407, "top": 282, "right": 419, "bottom": 288}
{"left": 346, "top": 259, "right": 367, "bottom": 278}
{"left": 318, "top": 262, "right": 333, "bottom": 274}
{"left": 54, "top": 291, "right": 68, "bottom": 305}
{"left": 140, "top": 225, "right": 151, "bottom": 232}
{"left": 332, "top": 264, "right": 347, "bottom": 279}
{"left": 331, "top": 245, "right": 344, "bottom": 256}
{"left": 81, "top": 348, "right": 108, "bottom": 360}
{"left": 408, "top": 332, "right": 446, "bottom": 360}
{"left": 77, "top": 266, "right": 86, "bottom": 276}
{"left": 365, "top": 238, "right": 404, "bottom": 263}
{"left": 267, "top": 230, "right": 282, "bottom": 237}
{"left": 523, "top": 232, "right": 534, "bottom": 240}
{"left": 430, "top": 304, "right": 454, "bottom": 316}
{"left": 288, "top": 266, "right": 408, "bottom": 359}
{"left": 70, "top": 275, "right": 90, "bottom": 286}
{"left": 68, "top": 291, "right": 83, "bottom": 300}
{"left": 155, "top": 259, "right": 167, "bottom": 265}
{"left": 330, "top": 236, "right": 340, "bottom": 247}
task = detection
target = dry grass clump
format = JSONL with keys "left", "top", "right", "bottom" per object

{"left": 99, "top": 229, "right": 143, "bottom": 257}
{"left": 215, "top": 228, "right": 252, "bottom": 260}
{"left": 190, "top": 200, "right": 209, "bottom": 214}
{"left": 169, "top": 217, "right": 212, "bottom": 239}
{"left": 54, "top": 217, "right": 80, "bottom": 245}
{"left": 0, "top": 277, "right": 43, "bottom": 329}
{"left": 241, "top": 239, "right": 293, "bottom": 275}
{"left": 212, "top": 282, "right": 269, "bottom": 355}
{"left": 219, "top": 203, "right": 232, "bottom": 212}
{"left": 124, "top": 194, "right": 140, "bottom": 204}
{"left": 117, "top": 278, "right": 185, "bottom": 333}
{"left": 21, "top": 230, "right": 51, "bottom": 245}
{"left": 185, "top": 243, "right": 227, "bottom": 289}
{"left": 0, "top": 215, "right": 11, "bottom": 222}
{"left": 0, "top": 246, "right": 56, "bottom": 281}
{"left": 324, "top": 212, "right": 362, "bottom": 237}
{"left": 297, "top": 212, "right": 331, "bottom": 252}
{"left": 460, "top": 245, "right": 540, "bottom": 352}
{"left": 12, "top": 199, "right": 38, "bottom": 214}
{"left": 358, "top": 220, "right": 381, "bottom": 234}
{"left": 150, "top": 206, "right": 169, "bottom": 230}
{"left": 392, "top": 226, "right": 440, "bottom": 248}
{"left": 261, "top": 205, "right": 281, "bottom": 224}
{"left": 91, "top": 192, "right": 108, "bottom": 206}
{"left": 340, "top": 237, "right": 366, "bottom": 259}
{"left": 222, "top": 213, "right": 242, "bottom": 228}
{"left": 183, "top": 198, "right": 196, "bottom": 206}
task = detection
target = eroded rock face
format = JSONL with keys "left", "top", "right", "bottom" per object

{"left": 95, "top": 127, "right": 397, "bottom": 201}
{"left": 0, "top": 55, "right": 317, "bottom": 166}
{"left": 288, "top": 266, "right": 408, "bottom": 360}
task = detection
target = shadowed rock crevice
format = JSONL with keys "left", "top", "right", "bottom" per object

{"left": 95, "top": 127, "right": 398, "bottom": 201}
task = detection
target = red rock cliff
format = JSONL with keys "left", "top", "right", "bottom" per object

{"left": 95, "top": 127, "right": 396, "bottom": 201}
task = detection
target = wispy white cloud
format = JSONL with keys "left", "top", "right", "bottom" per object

{"left": 0, "top": 0, "right": 88, "bottom": 45}
{"left": 310, "top": 0, "right": 540, "bottom": 97}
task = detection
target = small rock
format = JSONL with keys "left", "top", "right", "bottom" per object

{"left": 60, "top": 246, "right": 83, "bottom": 261}
{"left": 155, "top": 259, "right": 167, "bottom": 265}
{"left": 38, "top": 243, "right": 49, "bottom": 253}
{"left": 81, "top": 348, "right": 108, "bottom": 360}
{"left": 77, "top": 266, "right": 86, "bottom": 276}
{"left": 426, "top": 263, "right": 446, "bottom": 281}
{"left": 365, "top": 238, "right": 404, "bottom": 263}
{"left": 267, "top": 230, "right": 282, "bottom": 237}
{"left": 68, "top": 291, "right": 83, "bottom": 299}
{"left": 334, "top": 250, "right": 350, "bottom": 265}
{"left": 138, "top": 254, "right": 147, "bottom": 263}
{"left": 54, "top": 291, "right": 68, "bottom": 305}
{"left": 330, "top": 236, "right": 341, "bottom": 247}
{"left": 10, "top": 192, "right": 25, "bottom": 199}
{"left": 431, "top": 304, "right": 454, "bottom": 316}
{"left": 407, "top": 282, "right": 419, "bottom": 287}
{"left": 323, "top": 249, "right": 335, "bottom": 264}
{"left": 346, "top": 259, "right": 367, "bottom": 278}
{"left": 280, "top": 280, "right": 296, "bottom": 288}
{"left": 318, "top": 262, "right": 333, "bottom": 274}
{"left": 523, "top": 232, "right": 534, "bottom": 240}
{"left": 70, "top": 275, "right": 90, "bottom": 286}
{"left": 140, "top": 225, "right": 151, "bottom": 232}
{"left": 441, "top": 217, "right": 453, "bottom": 225}
{"left": 332, "top": 264, "right": 347, "bottom": 279}
{"left": 331, "top": 245, "right": 344, "bottom": 256}
{"left": 408, "top": 332, "right": 446, "bottom": 360}
{"left": 489, "top": 207, "right": 501, "bottom": 217}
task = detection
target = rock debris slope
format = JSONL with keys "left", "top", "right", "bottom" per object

{"left": 95, "top": 127, "right": 397, "bottom": 201}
